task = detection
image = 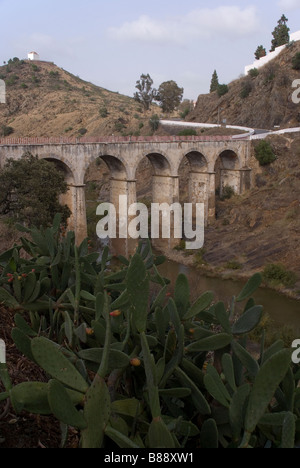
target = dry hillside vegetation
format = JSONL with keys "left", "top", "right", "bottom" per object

{"left": 0, "top": 60, "right": 162, "bottom": 137}
{"left": 202, "top": 134, "right": 300, "bottom": 284}
{"left": 189, "top": 41, "right": 300, "bottom": 129}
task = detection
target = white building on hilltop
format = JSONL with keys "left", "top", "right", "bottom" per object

{"left": 28, "top": 51, "right": 40, "bottom": 61}
{"left": 245, "top": 31, "right": 300, "bottom": 75}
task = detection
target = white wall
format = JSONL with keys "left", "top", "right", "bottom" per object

{"left": 291, "top": 31, "right": 300, "bottom": 42}
{"left": 28, "top": 53, "right": 40, "bottom": 61}
{"left": 245, "top": 30, "right": 300, "bottom": 75}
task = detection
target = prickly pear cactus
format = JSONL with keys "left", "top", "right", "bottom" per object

{"left": 0, "top": 221, "right": 298, "bottom": 449}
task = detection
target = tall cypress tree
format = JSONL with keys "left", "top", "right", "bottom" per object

{"left": 210, "top": 70, "right": 219, "bottom": 93}
{"left": 255, "top": 45, "right": 267, "bottom": 60}
{"left": 270, "top": 15, "right": 290, "bottom": 52}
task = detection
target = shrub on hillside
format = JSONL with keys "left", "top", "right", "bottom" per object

{"left": 0, "top": 125, "right": 14, "bottom": 137}
{"left": 49, "top": 70, "right": 60, "bottom": 79}
{"left": 221, "top": 185, "right": 235, "bottom": 200}
{"left": 31, "top": 74, "right": 40, "bottom": 84}
{"left": 99, "top": 107, "right": 108, "bottom": 118}
{"left": 292, "top": 52, "right": 300, "bottom": 70}
{"left": 263, "top": 263, "right": 297, "bottom": 288}
{"left": 178, "top": 128, "right": 197, "bottom": 136}
{"left": 249, "top": 68, "right": 259, "bottom": 78}
{"left": 240, "top": 81, "right": 253, "bottom": 99}
{"left": 78, "top": 128, "right": 88, "bottom": 136}
{"left": 149, "top": 114, "right": 160, "bottom": 133}
{"left": 5, "top": 74, "right": 19, "bottom": 86}
{"left": 225, "top": 260, "right": 242, "bottom": 270}
{"left": 255, "top": 140, "right": 277, "bottom": 166}
{"left": 217, "top": 84, "right": 229, "bottom": 97}
{"left": 254, "top": 140, "right": 277, "bottom": 166}
{"left": 180, "top": 108, "right": 190, "bottom": 119}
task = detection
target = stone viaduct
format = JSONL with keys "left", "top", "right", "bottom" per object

{"left": 0, "top": 135, "right": 251, "bottom": 253}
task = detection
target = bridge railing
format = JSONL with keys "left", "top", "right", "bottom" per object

{"left": 0, "top": 135, "right": 240, "bottom": 146}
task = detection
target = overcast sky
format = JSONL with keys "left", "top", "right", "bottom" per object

{"left": 1, "top": 0, "right": 300, "bottom": 100}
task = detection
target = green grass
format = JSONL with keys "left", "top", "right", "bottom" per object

{"left": 225, "top": 260, "right": 242, "bottom": 270}
{"left": 263, "top": 263, "right": 297, "bottom": 289}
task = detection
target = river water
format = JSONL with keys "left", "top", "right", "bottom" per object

{"left": 158, "top": 258, "right": 300, "bottom": 334}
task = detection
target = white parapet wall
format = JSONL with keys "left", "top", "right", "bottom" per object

{"left": 160, "top": 120, "right": 255, "bottom": 138}
{"left": 245, "top": 31, "right": 300, "bottom": 75}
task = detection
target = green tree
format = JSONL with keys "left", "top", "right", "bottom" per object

{"left": 255, "top": 45, "right": 267, "bottom": 60}
{"left": 217, "top": 84, "right": 229, "bottom": 97}
{"left": 270, "top": 15, "right": 290, "bottom": 52}
{"left": 134, "top": 74, "right": 157, "bottom": 112}
{"left": 254, "top": 140, "right": 277, "bottom": 166}
{"left": 178, "top": 99, "right": 194, "bottom": 118}
{"left": 0, "top": 153, "right": 71, "bottom": 227}
{"left": 157, "top": 80, "right": 184, "bottom": 113}
{"left": 210, "top": 70, "right": 219, "bottom": 93}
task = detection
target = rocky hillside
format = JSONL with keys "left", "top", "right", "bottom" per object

{"left": 0, "top": 59, "right": 161, "bottom": 137}
{"left": 199, "top": 133, "right": 300, "bottom": 286}
{"left": 189, "top": 41, "right": 300, "bottom": 129}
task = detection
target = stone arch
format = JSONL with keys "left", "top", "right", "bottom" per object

{"left": 182, "top": 150, "right": 209, "bottom": 173}
{"left": 42, "top": 155, "right": 75, "bottom": 184}
{"left": 134, "top": 152, "right": 173, "bottom": 205}
{"left": 82, "top": 152, "right": 129, "bottom": 182}
{"left": 134, "top": 151, "right": 172, "bottom": 178}
{"left": 98, "top": 154, "right": 128, "bottom": 180}
{"left": 177, "top": 150, "right": 209, "bottom": 203}
{"left": 217, "top": 149, "right": 241, "bottom": 170}
{"left": 214, "top": 149, "right": 241, "bottom": 198}
{"left": 42, "top": 156, "right": 78, "bottom": 234}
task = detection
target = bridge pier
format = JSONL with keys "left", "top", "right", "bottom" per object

{"left": 220, "top": 169, "right": 242, "bottom": 196}
{"left": 239, "top": 167, "right": 252, "bottom": 192}
{"left": 72, "top": 184, "right": 88, "bottom": 246}
{"left": 152, "top": 174, "right": 180, "bottom": 251}
{"left": 207, "top": 172, "right": 216, "bottom": 221}
{"left": 110, "top": 178, "right": 138, "bottom": 257}
{"left": 189, "top": 171, "right": 209, "bottom": 226}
